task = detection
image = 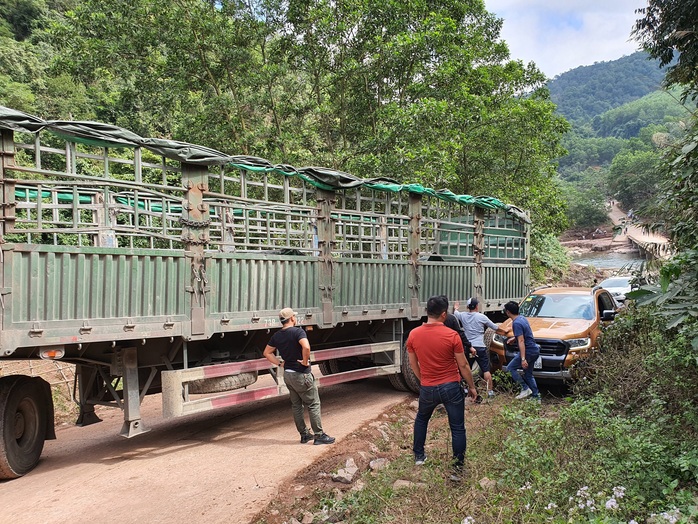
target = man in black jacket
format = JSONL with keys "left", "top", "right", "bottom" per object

{"left": 441, "top": 296, "right": 479, "bottom": 401}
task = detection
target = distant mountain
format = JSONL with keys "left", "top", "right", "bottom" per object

{"left": 548, "top": 52, "right": 668, "bottom": 125}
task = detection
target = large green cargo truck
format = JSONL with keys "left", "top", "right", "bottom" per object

{"left": 0, "top": 106, "right": 530, "bottom": 478}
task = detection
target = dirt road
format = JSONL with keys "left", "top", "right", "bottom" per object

{"left": 0, "top": 376, "right": 410, "bottom": 524}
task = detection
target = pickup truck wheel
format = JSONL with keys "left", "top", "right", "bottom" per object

{"left": 0, "top": 376, "right": 48, "bottom": 479}
{"left": 187, "top": 371, "right": 258, "bottom": 394}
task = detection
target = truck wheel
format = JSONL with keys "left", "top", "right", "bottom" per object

{"left": 0, "top": 376, "right": 48, "bottom": 479}
{"left": 400, "top": 342, "right": 420, "bottom": 394}
{"left": 187, "top": 371, "right": 258, "bottom": 394}
{"left": 318, "top": 361, "right": 333, "bottom": 376}
{"left": 388, "top": 372, "right": 410, "bottom": 392}
{"left": 328, "top": 358, "right": 353, "bottom": 374}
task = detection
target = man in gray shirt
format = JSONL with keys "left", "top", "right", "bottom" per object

{"left": 454, "top": 298, "right": 506, "bottom": 399}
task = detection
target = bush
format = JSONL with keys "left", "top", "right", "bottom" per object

{"left": 576, "top": 303, "right": 698, "bottom": 432}
{"left": 530, "top": 229, "right": 571, "bottom": 284}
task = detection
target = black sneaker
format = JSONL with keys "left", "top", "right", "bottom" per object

{"left": 300, "top": 432, "right": 314, "bottom": 444}
{"left": 313, "top": 433, "right": 336, "bottom": 445}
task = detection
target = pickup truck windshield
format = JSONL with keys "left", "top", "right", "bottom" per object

{"left": 520, "top": 294, "right": 594, "bottom": 320}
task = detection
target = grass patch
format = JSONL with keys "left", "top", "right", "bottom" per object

{"left": 259, "top": 305, "right": 698, "bottom": 524}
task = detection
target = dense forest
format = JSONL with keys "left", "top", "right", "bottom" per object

{"left": 548, "top": 51, "right": 669, "bottom": 125}
{"left": 546, "top": 53, "right": 695, "bottom": 230}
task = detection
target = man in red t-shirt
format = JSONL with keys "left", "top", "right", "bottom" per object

{"left": 407, "top": 295, "right": 477, "bottom": 481}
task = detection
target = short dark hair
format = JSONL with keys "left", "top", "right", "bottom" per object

{"left": 467, "top": 297, "right": 478, "bottom": 310}
{"left": 426, "top": 295, "right": 449, "bottom": 318}
{"left": 503, "top": 301, "right": 519, "bottom": 315}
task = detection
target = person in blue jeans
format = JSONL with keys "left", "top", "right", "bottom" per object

{"left": 407, "top": 296, "right": 477, "bottom": 481}
{"left": 503, "top": 301, "right": 541, "bottom": 401}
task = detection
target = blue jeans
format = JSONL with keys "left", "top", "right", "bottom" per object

{"left": 506, "top": 350, "right": 540, "bottom": 397}
{"left": 413, "top": 381, "right": 466, "bottom": 469}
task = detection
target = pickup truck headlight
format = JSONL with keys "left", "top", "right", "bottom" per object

{"left": 567, "top": 338, "right": 591, "bottom": 349}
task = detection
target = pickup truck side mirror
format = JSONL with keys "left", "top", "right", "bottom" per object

{"left": 601, "top": 310, "right": 616, "bottom": 321}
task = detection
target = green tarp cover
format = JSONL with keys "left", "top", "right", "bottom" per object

{"left": 0, "top": 106, "right": 529, "bottom": 224}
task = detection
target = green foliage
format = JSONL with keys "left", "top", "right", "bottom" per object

{"left": 0, "top": 0, "right": 45, "bottom": 40}
{"left": 0, "top": 72, "right": 35, "bottom": 110}
{"left": 548, "top": 51, "right": 668, "bottom": 125}
{"left": 578, "top": 303, "right": 697, "bottom": 418}
{"left": 608, "top": 148, "right": 662, "bottom": 210}
{"left": 484, "top": 398, "right": 694, "bottom": 522}
{"left": 593, "top": 87, "right": 695, "bottom": 139}
{"left": 563, "top": 183, "right": 609, "bottom": 229}
{"left": 626, "top": 121, "right": 698, "bottom": 346}
{"left": 658, "top": 125, "right": 698, "bottom": 251}
{"left": 634, "top": 0, "right": 698, "bottom": 99}
{"left": 529, "top": 229, "right": 570, "bottom": 284}
{"left": 558, "top": 133, "right": 626, "bottom": 176}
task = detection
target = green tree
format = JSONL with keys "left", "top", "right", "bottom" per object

{"left": 45, "top": 0, "right": 569, "bottom": 235}
{"left": 634, "top": 0, "right": 698, "bottom": 99}
{"left": 283, "top": 0, "right": 569, "bottom": 232}
{"left": 0, "top": 0, "right": 45, "bottom": 40}
{"left": 562, "top": 184, "right": 608, "bottom": 229}
{"left": 607, "top": 149, "right": 661, "bottom": 210}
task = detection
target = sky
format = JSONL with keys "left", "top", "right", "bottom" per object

{"left": 485, "top": 0, "right": 646, "bottom": 79}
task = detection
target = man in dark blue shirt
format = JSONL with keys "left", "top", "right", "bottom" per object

{"left": 503, "top": 301, "right": 540, "bottom": 401}
{"left": 264, "top": 307, "right": 335, "bottom": 444}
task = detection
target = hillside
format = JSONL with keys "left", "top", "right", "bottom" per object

{"left": 548, "top": 51, "right": 668, "bottom": 125}
{"left": 592, "top": 87, "right": 695, "bottom": 138}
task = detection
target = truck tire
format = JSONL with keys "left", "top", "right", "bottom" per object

{"left": 388, "top": 372, "right": 411, "bottom": 392}
{"left": 400, "top": 342, "right": 420, "bottom": 394}
{"left": 328, "top": 358, "right": 354, "bottom": 374}
{"left": 0, "top": 376, "right": 49, "bottom": 479}
{"left": 187, "top": 371, "right": 258, "bottom": 394}
{"left": 318, "top": 361, "right": 333, "bottom": 376}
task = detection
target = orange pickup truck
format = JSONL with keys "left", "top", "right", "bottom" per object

{"left": 489, "top": 287, "right": 618, "bottom": 382}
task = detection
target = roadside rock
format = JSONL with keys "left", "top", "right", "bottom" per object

{"left": 331, "top": 458, "right": 359, "bottom": 484}
{"left": 369, "top": 458, "right": 389, "bottom": 471}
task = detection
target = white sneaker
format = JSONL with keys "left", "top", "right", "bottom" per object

{"left": 515, "top": 388, "right": 532, "bottom": 400}
{"left": 415, "top": 456, "right": 427, "bottom": 466}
